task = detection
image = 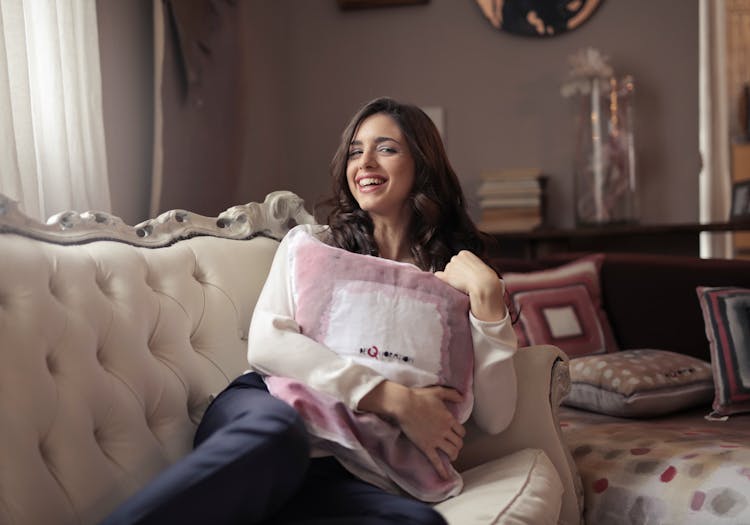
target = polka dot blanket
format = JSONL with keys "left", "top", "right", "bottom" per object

{"left": 560, "top": 406, "right": 750, "bottom": 524}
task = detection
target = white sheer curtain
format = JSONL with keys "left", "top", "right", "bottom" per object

{"left": 0, "top": 0, "right": 110, "bottom": 222}
{"left": 699, "top": 0, "right": 733, "bottom": 258}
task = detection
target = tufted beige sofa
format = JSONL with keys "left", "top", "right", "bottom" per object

{"left": 0, "top": 191, "right": 582, "bottom": 525}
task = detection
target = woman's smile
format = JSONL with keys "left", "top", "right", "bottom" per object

{"left": 355, "top": 173, "right": 388, "bottom": 192}
{"left": 346, "top": 113, "right": 415, "bottom": 222}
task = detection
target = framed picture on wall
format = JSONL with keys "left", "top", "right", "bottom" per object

{"left": 337, "top": 0, "right": 428, "bottom": 9}
{"left": 731, "top": 180, "right": 750, "bottom": 221}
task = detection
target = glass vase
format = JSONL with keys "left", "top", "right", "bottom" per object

{"left": 573, "top": 75, "right": 638, "bottom": 226}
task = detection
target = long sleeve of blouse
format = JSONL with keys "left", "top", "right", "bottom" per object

{"left": 246, "top": 225, "right": 518, "bottom": 434}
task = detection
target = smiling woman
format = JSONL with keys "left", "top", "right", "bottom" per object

{"left": 100, "top": 97, "right": 518, "bottom": 525}
{"left": 345, "top": 113, "right": 416, "bottom": 253}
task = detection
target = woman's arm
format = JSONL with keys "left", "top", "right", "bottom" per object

{"left": 357, "top": 380, "right": 467, "bottom": 480}
{"left": 434, "top": 250, "right": 518, "bottom": 434}
{"left": 247, "top": 226, "right": 386, "bottom": 411}
{"left": 470, "top": 312, "right": 518, "bottom": 433}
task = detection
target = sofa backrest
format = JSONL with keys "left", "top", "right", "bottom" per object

{"left": 0, "top": 192, "right": 313, "bottom": 525}
{"left": 493, "top": 252, "right": 750, "bottom": 361}
{"left": 597, "top": 253, "right": 750, "bottom": 360}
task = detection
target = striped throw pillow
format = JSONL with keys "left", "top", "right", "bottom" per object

{"left": 697, "top": 286, "right": 750, "bottom": 418}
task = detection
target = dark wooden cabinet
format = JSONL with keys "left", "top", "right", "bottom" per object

{"left": 488, "top": 221, "right": 750, "bottom": 259}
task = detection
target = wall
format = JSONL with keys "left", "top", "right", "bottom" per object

{"left": 97, "top": 0, "right": 153, "bottom": 225}
{"left": 96, "top": 0, "right": 700, "bottom": 229}
{"left": 155, "top": 0, "right": 248, "bottom": 218}
{"left": 236, "top": 0, "right": 700, "bottom": 228}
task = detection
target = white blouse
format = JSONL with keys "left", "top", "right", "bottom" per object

{"left": 246, "top": 224, "right": 518, "bottom": 434}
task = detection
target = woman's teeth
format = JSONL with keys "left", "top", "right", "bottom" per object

{"left": 359, "top": 177, "right": 384, "bottom": 187}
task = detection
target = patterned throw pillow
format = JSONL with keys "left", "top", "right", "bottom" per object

{"left": 564, "top": 349, "right": 714, "bottom": 417}
{"left": 696, "top": 286, "right": 750, "bottom": 418}
{"left": 502, "top": 254, "right": 619, "bottom": 357}
{"left": 266, "top": 226, "right": 475, "bottom": 502}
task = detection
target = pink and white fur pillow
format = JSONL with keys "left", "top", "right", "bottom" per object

{"left": 265, "top": 227, "right": 475, "bottom": 502}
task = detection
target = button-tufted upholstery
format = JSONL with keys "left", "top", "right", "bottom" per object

{"left": 0, "top": 233, "right": 278, "bottom": 524}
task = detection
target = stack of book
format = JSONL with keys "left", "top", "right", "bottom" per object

{"left": 476, "top": 168, "right": 547, "bottom": 233}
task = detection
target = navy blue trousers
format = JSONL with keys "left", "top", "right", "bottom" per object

{"left": 101, "top": 372, "right": 446, "bottom": 525}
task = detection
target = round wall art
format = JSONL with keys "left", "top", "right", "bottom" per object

{"left": 475, "top": 0, "right": 604, "bottom": 38}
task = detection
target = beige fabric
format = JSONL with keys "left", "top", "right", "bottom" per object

{"left": 456, "top": 347, "right": 583, "bottom": 525}
{"left": 436, "top": 449, "right": 563, "bottom": 525}
{"left": 0, "top": 234, "right": 278, "bottom": 524}
{"left": 0, "top": 228, "right": 581, "bottom": 524}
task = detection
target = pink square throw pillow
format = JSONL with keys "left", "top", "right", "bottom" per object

{"left": 502, "top": 254, "right": 619, "bottom": 357}
{"left": 265, "top": 226, "right": 474, "bottom": 502}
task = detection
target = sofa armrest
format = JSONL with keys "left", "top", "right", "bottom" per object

{"left": 455, "top": 345, "right": 583, "bottom": 525}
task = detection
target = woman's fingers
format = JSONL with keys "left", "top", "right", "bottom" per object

{"left": 394, "top": 385, "right": 470, "bottom": 478}
{"left": 435, "top": 251, "right": 508, "bottom": 321}
{"left": 434, "top": 250, "right": 497, "bottom": 295}
{"left": 440, "top": 438, "right": 461, "bottom": 462}
{"left": 427, "top": 449, "right": 449, "bottom": 480}
{"left": 444, "top": 428, "right": 464, "bottom": 450}
{"left": 437, "top": 386, "right": 464, "bottom": 405}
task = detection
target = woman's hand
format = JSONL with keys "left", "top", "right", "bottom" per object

{"left": 357, "top": 381, "right": 466, "bottom": 479}
{"left": 434, "top": 250, "right": 507, "bottom": 322}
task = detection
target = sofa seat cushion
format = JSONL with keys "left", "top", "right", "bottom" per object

{"left": 435, "top": 448, "right": 563, "bottom": 525}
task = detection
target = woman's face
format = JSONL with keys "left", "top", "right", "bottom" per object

{"left": 346, "top": 113, "right": 415, "bottom": 223}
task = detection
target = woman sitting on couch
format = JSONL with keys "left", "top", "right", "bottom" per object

{"left": 102, "top": 97, "right": 517, "bottom": 525}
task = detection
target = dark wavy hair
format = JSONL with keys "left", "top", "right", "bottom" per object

{"left": 322, "top": 97, "right": 490, "bottom": 272}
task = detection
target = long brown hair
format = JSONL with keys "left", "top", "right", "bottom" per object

{"left": 322, "top": 97, "right": 488, "bottom": 271}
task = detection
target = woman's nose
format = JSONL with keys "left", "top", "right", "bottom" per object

{"left": 360, "top": 148, "right": 377, "bottom": 168}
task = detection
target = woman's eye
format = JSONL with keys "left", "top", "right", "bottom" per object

{"left": 347, "top": 150, "right": 362, "bottom": 159}
{"left": 378, "top": 146, "right": 397, "bottom": 154}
